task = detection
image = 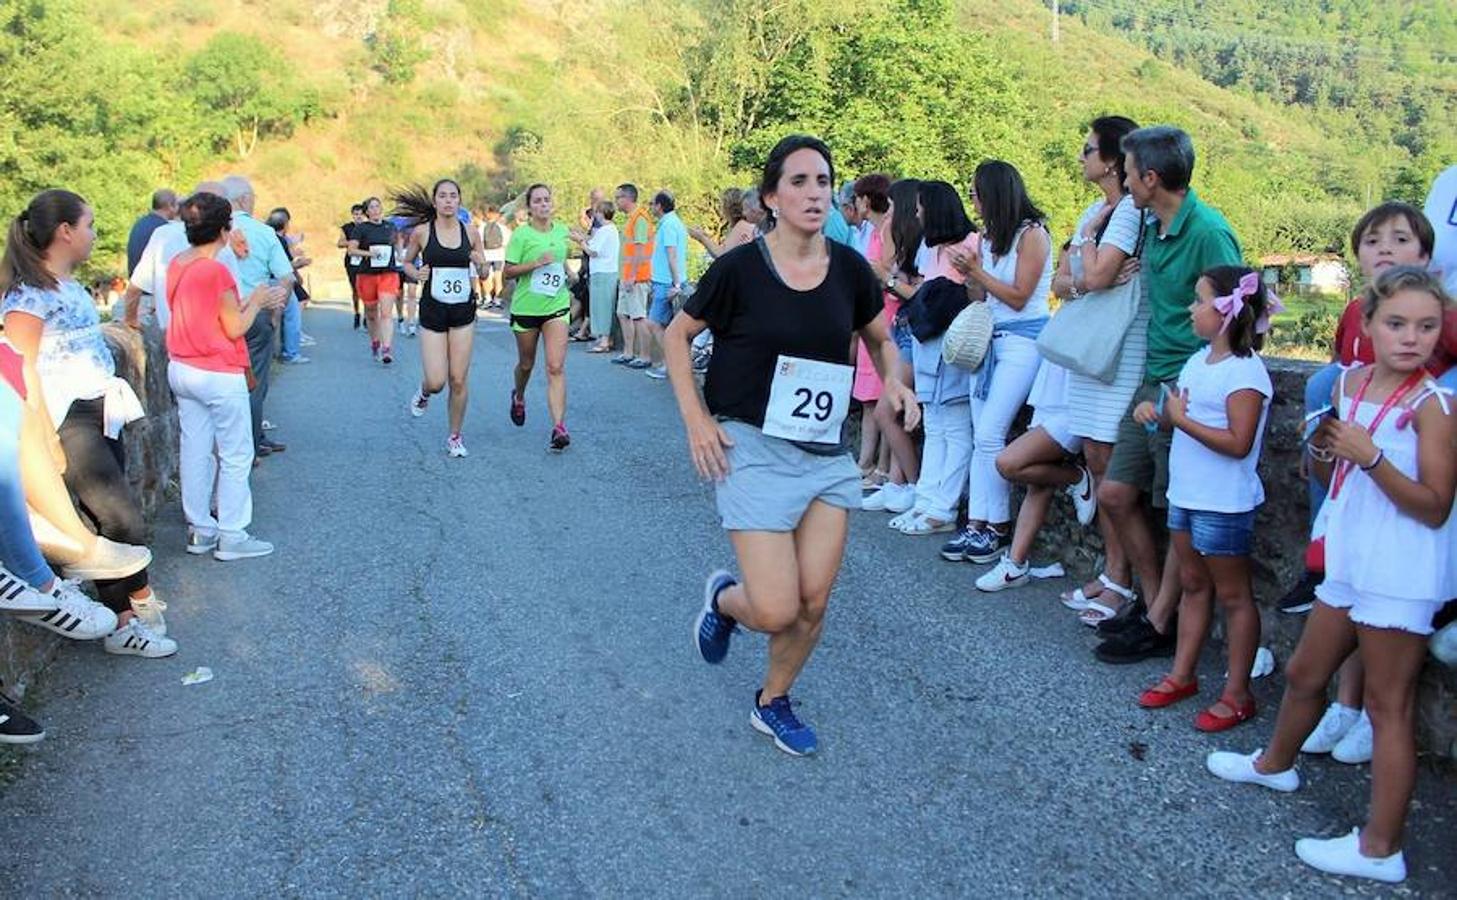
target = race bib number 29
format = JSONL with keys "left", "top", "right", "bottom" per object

{"left": 761, "top": 355, "right": 853, "bottom": 445}
{"left": 369, "top": 244, "right": 393, "bottom": 267}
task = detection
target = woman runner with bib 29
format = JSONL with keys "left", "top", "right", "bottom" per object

{"left": 666, "top": 135, "right": 920, "bottom": 756}
{"left": 395, "top": 180, "right": 486, "bottom": 458}
{"left": 346, "top": 197, "right": 401, "bottom": 364}
{"left": 502, "top": 184, "right": 577, "bottom": 452}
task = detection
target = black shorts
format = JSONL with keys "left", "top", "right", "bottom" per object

{"left": 419, "top": 297, "right": 477, "bottom": 332}
{"left": 510, "top": 309, "right": 569, "bottom": 333}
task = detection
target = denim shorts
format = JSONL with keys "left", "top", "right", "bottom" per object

{"left": 1167, "top": 505, "right": 1255, "bottom": 557}
{"left": 648, "top": 282, "right": 675, "bottom": 327}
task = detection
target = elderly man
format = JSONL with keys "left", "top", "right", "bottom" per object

{"left": 126, "top": 189, "right": 178, "bottom": 277}
{"left": 124, "top": 181, "right": 240, "bottom": 330}
{"left": 222, "top": 176, "right": 295, "bottom": 459}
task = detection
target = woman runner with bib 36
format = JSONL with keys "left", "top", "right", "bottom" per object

{"left": 346, "top": 197, "right": 400, "bottom": 364}
{"left": 502, "top": 184, "right": 577, "bottom": 451}
{"left": 395, "top": 181, "right": 486, "bottom": 458}
{"left": 666, "top": 135, "right": 920, "bottom": 756}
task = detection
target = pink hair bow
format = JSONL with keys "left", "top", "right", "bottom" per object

{"left": 1213, "top": 271, "right": 1284, "bottom": 334}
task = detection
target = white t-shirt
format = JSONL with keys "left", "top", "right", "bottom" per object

{"left": 1167, "top": 347, "right": 1273, "bottom": 514}
{"left": 586, "top": 222, "right": 620, "bottom": 274}
{"left": 129, "top": 221, "right": 241, "bottom": 329}
{"left": 1423, "top": 165, "right": 1457, "bottom": 295}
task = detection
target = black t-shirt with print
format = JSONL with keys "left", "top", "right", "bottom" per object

{"left": 341, "top": 222, "right": 360, "bottom": 270}
{"left": 685, "top": 237, "right": 882, "bottom": 437}
{"left": 353, "top": 220, "right": 397, "bottom": 272}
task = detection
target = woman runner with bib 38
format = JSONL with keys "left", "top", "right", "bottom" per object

{"left": 666, "top": 135, "right": 920, "bottom": 756}
{"left": 502, "top": 184, "right": 576, "bottom": 452}
{"left": 395, "top": 180, "right": 486, "bottom": 458}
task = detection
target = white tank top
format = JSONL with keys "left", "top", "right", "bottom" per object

{"left": 984, "top": 222, "right": 1052, "bottom": 323}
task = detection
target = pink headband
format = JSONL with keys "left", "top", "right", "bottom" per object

{"left": 1213, "top": 271, "right": 1284, "bottom": 335}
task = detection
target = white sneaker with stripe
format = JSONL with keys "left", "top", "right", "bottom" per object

{"left": 21, "top": 580, "right": 116, "bottom": 640}
{"left": 0, "top": 565, "right": 59, "bottom": 615}
{"left": 103, "top": 618, "right": 177, "bottom": 658}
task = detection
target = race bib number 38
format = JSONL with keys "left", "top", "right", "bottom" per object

{"left": 762, "top": 355, "right": 853, "bottom": 445}
{"left": 430, "top": 267, "right": 471, "bottom": 304}
{"left": 530, "top": 262, "right": 566, "bottom": 296}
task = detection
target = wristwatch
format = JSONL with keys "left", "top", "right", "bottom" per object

{"left": 886, "top": 274, "right": 899, "bottom": 291}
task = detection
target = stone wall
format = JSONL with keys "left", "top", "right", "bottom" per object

{"left": 0, "top": 323, "right": 176, "bottom": 697}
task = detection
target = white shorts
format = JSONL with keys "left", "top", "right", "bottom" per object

{"left": 1031, "top": 405, "right": 1082, "bottom": 455}
{"left": 1317, "top": 579, "right": 1443, "bottom": 636}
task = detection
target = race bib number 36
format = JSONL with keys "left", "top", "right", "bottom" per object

{"left": 369, "top": 244, "right": 393, "bottom": 267}
{"left": 762, "top": 355, "right": 853, "bottom": 445}
{"left": 530, "top": 262, "right": 566, "bottom": 296}
{"left": 431, "top": 267, "right": 471, "bottom": 304}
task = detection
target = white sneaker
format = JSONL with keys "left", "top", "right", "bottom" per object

{"left": 1294, "top": 828, "right": 1406, "bottom": 883}
{"left": 861, "top": 487, "right": 891, "bottom": 511}
{"left": 884, "top": 483, "right": 917, "bottom": 514}
{"left": 214, "top": 533, "right": 275, "bottom": 562}
{"left": 261, "top": 419, "right": 278, "bottom": 432}
{"left": 60, "top": 536, "right": 152, "bottom": 581}
{"left": 1205, "top": 748, "right": 1300, "bottom": 792}
{"left": 1301, "top": 702, "right": 1359, "bottom": 754}
{"left": 1066, "top": 465, "right": 1097, "bottom": 526}
{"left": 103, "top": 618, "right": 177, "bottom": 658}
{"left": 0, "top": 565, "right": 59, "bottom": 615}
{"left": 1331, "top": 710, "right": 1373, "bottom": 764}
{"left": 22, "top": 580, "right": 117, "bottom": 640}
{"left": 644, "top": 365, "right": 669, "bottom": 380}
{"left": 446, "top": 434, "right": 468, "bottom": 458}
{"left": 299, "top": 333, "right": 316, "bottom": 347}
{"left": 130, "top": 592, "right": 168, "bottom": 637}
{"left": 409, "top": 390, "right": 429, "bottom": 418}
{"left": 186, "top": 530, "right": 219, "bottom": 556}
{"left": 282, "top": 355, "right": 311, "bottom": 365}
{"left": 975, "top": 555, "right": 1030, "bottom": 592}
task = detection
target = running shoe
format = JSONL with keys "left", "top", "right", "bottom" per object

{"left": 371, "top": 340, "right": 380, "bottom": 361}
{"left": 130, "top": 592, "right": 168, "bottom": 637}
{"left": 446, "top": 434, "right": 468, "bottom": 458}
{"left": 1067, "top": 464, "right": 1097, "bottom": 526}
{"left": 410, "top": 390, "right": 429, "bottom": 418}
{"left": 0, "top": 692, "right": 44, "bottom": 745}
{"left": 380, "top": 345, "right": 393, "bottom": 365}
{"left": 963, "top": 527, "right": 1009, "bottom": 564}
{"left": 353, "top": 313, "right": 362, "bottom": 330}
{"left": 549, "top": 424, "right": 571, "bottom": 452}
{"left": 694, "top": 570, "right": 738, "bottom": 664}
{"left": 186, "top": 529, "right": 219, "bottom": 556}
{"left": 509, "top": 390, "right": 526, "bottom": 427}
{"left": 22, "top": 581, "right": 117, "bottom": 640}
{"left": 0, "top": 565, "right": 58, "bottom": 615}
{"left": 751, "top": 691, "right": 818, "bottom": 756}
{"left": 975, "top": 554, "right": 1031, "bottom": 592}
{"left": 103, "top": 618, "right": 177, "bottom": 658}
{"left": 939, "top": 527, "right": 977, "bottom": 562}
{"left": 1278, "top": 570, "right": 1320, "bottom": 615}
{"left": 215, "top": 533, "right": 275, "bottom": 562}
{"left": 626, "top": 358, "right": 652, "bottom": 369}
{"left": 610, "top": 354, "right": 632, "bottom": 365}
{"left": 644, "top": 365, "right": 669, "bottom": 380}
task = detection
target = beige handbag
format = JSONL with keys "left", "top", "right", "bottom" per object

{"left": 941, "top": 300, "right": 994, "bottom": 371}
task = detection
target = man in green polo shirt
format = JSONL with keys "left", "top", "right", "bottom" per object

{"left": 1094, "top": 125, "right": 1244, "bottom": 665}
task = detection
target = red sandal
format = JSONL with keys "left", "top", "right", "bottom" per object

{"left": 1195, "top": 696, "right": 1257, "bottom": 733}
{"left": 1138, "top": 675, "right": 1199, "bottom": 709}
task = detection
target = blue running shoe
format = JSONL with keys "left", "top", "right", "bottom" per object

{"left": 964, "top": 526, "right": 1009, "bottom": 564}
{"left": 694, "top": 570, "right": 737, "bottom": 664}
{"left": 750, "top": 690, "right": 818, "bottom": 756}
{"left": 939, "top": 526, "right": 976, "bottom": 562}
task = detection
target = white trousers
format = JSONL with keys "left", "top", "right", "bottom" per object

{"left": 168, "top": 361, "right": 254, "bottom": 538}
{"left": 915, "top": 401, "right": 973, "bottom": 522}
{"left": 969, "top": 333, "right": 1042, "bottom": 522}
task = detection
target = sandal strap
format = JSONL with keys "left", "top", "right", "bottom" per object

{"left": 1097, "top": 574, "right": 1136, "bottom": 601}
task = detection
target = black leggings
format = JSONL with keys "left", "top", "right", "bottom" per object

{"left": 57, "top": 398, "right": 149, "bottom": 611}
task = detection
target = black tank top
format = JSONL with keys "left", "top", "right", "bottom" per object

{"left": 421, "top": 219, "right": 475, "bottom": 302}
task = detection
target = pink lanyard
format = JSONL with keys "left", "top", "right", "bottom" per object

{"left": 1328, "top": 369, "right": 1422, "bottom": 501}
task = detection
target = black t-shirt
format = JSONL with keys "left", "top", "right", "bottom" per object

{"left": 353, "top": 220, "right": 397, "bottom": 272}
{"left": 686, "top": 237, "right": 882, "bottom": 436}
{"left": 341, "top": 223, "right": 360, "bottom": 270}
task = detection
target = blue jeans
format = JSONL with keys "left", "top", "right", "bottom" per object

{"left": 0, "top": 385, "right": 55, "bottom": 588}
{"left": 279, "top": 293, "right": 302, "bottom": 360}
{"left": 1167, "top": 505, "right": 1255, "bottom": 557}
{"left": 648, "top": 282, "right": 675, "bottom": 327}
{"left": 1303, "top": 362, "right": 1341, "bottom": 525}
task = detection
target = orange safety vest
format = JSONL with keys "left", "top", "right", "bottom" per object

{"left": 620, "top": 206, "right": 655, "bottom": 282}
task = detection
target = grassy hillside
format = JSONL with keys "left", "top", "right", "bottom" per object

{"left": 35, "top": 0, "right": 1454, "bottom": 293}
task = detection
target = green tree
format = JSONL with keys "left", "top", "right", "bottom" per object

{"left": 184, "top": 32, "right": 317, "bottom": 158}
{"left": 367, "top": 0, "right": 430, "bottom": 85}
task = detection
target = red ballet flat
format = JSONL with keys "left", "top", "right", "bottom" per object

{"left": 1138, "top": 675, "right": 1199, "bottom": 709}
{"left": 1195, "top": 696, "right": 1257, "bottom": 733}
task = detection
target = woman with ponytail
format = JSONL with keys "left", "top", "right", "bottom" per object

{"left": 395, "top": 180, "right": 488, "bottom": 457}
{"left": 1, "top": 190, "right": 175, "bottom": 657}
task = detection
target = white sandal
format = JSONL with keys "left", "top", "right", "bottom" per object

{"left": 899, "top": 515, "right": 955, "bottom": 536}
{"left": 1078, "top": 579, "right": 1137, "bottom": 627}
{"left": 888, "top": 510, "right": 920, "bottom": 530}
{"left": 1060, "top": 573, "right": 1130, "bottom": 611}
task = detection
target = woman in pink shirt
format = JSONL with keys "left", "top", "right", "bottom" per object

{"left": 166, "top": 192, "right": 284, "bottom": 561}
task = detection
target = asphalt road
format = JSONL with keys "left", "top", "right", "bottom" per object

{"left": 1, "top": 300, "right": 1452, "bottom": 897}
